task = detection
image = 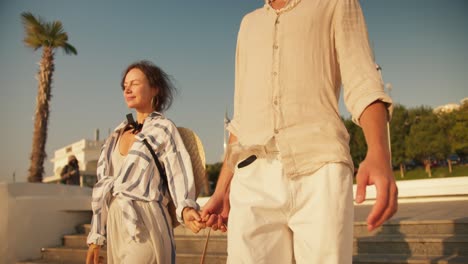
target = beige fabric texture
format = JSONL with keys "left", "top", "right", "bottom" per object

{"left": 227, "top": 0, "right": 393, "bottom": 178}
{"left": 107, "top": 196, "right": 175, "bottom": 264}
{"left": 228, "top": 158, "right": 354, "bottom": 264}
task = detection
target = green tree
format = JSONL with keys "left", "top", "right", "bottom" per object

{"left": 21, "top": 12, "right": 77, "bottom": 182}
{"left": 389, "top": 104, "right": 410, "bottom": 176}
{"left": 448, "top": 102, "right": 468, "bottom": 156}
{"left": 405, "top": 111, "right": 450, "bottom": 176}
{"left": 206, "top": 162, "right": 223, "bottom": 194}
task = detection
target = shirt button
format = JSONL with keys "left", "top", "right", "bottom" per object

{"left": 273, "top": 100, "right": 278, "bottom": 105}
{"left": 274, "top": 44, "right": 279, "bottom": 49}
{"left": 273, "top": 72, "right": 277, "bottom": 76}
{"left": 274, "top": 129, "right": 279, "bottom": 134}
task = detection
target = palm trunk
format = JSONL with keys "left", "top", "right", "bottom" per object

{"left": 28, "top": 47, "right": 54, "bottom": 182}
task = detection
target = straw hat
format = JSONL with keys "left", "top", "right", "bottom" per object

{"left": 177, "top": 127, "right": 209, "bottom": 197}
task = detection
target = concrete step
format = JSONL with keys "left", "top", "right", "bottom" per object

{"left": 24, "top": 251, "right": 468, "bottom": 264}
{"left": 50, "top": 220, "right": 468, "bottom": 264}
{"left": 40, "top": 247, "right": 107, "bottom": 264}
{"left": 81, "top": 223, "right": 227, "bottom": 237}
{"left": 18, "top": 260, "right": 85, "bottom": 264}
{"left": 173, "top": 225, "right": 227, "bottom": 238}
{"left": 353, "top": 254, "right": 468, "bottom": 264}
{"left": 82, "top": 219, "right": 468, "bottom": 238}
{"left": 63, "top": 234, "right": 227, "bottom": 254}
{"left": 175, "top": 236, "right": 227, "bottom": 254}
{"left": 81, "top": 224, "right": 91, "bottom": 234}
{"left": 354, "top": 220, "right": 468, "bottom": 237}
{"left": 354, "top": 234, "right": 468, "bottom": 256}
{"left": 176, "top": 252, "right": 227, "bottom": 264}
{"left": 39, "top": 247, "right": 226, "bottom": 264}
{"left": 58, "top": 234, "right": 468, "bottom": 258}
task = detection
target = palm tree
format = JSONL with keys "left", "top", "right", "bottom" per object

{"left": 21, "top": 12, "right": 77, "bottom": 182}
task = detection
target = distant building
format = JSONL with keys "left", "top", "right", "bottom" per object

{"left": 433, "top": 98, "right": 467, "bottom": 114}
{"left": 433, "top": 103, "right": 460, "bottom": 114}
{"left": 461, "top": 97, "right": 468, "bottom": 106}
{"left": 43, "top": 130, "right": 105, "bottom": 187}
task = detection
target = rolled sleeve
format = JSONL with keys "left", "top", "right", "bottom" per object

{"left": 161, "top": 120, "right": 200, "bottom": 224}
{"left": 334, "top": 0, "right": 393, "bottom": 126}
{"left": 86, "top": 232, "right": 106, "bottom": 246}
{"left": 176, "top": 198, "right": 201, "bottom": 223}
{"left": 86, "top": 214, "right": 107, "bottom": 246}
{"left": 226, "top": 119, "right": 240, "bottom": 137}
{"left": 349, "top": 90, "right": 393, "bottom": 125}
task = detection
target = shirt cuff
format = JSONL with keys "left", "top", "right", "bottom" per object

{"left": 351, "top": 91, "right": 393, "bottom": 126}
{"left": 226, "top": 119, "right": 239, "bottom": 137}
{"left": 176, "top": 199, "right": 200, "bottom": 224}
{"left": 86, "top": 232, "right": 106, "bottom": 246}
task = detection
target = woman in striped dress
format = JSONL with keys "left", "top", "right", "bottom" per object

{"left": 86, "top": 60, "right": 205, "bottom": 264}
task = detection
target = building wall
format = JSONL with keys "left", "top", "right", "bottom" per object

{"left": 0, "top": 183, "right": 92, "bottom": 264}
{"left": 44, "top": 139, "right": 105, "bottom": 185}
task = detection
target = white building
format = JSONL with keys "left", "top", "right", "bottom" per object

{"left": 43, "top": 130, "right": 105, "bottom": 187}
{"left": 433, "top": 98, "right": 467, "bottom": 114}
{"left": 433, "top": 103, "right": 460, "bottom": 114}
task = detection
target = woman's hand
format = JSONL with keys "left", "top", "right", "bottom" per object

{"left": 182, "top": 207, "right": 206, "bottom": 233}
{"left": 86, "top": 244, "right": 103, "bottom": 264}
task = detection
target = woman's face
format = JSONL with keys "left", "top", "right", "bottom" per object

{"left": 123, "top": 68, "right": 158, "bottom": 112}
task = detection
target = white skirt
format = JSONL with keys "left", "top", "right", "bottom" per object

{"left": 107, "top": 196, "right": 175, "bottom": 264}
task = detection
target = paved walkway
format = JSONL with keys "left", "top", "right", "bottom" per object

{"left": 354, "top": 199, "right": 468, "bottom": 222}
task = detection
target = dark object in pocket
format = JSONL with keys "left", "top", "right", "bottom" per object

{"left": 237, "top": 155, "right": 257, "bottom": 169}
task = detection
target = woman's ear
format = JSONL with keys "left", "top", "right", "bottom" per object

{"left": 152, "top": 87, "right": 159, "bottom": 97}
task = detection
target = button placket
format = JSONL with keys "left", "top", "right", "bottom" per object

{"left": 272, "top": 14, "right": 281, "bottom": 136}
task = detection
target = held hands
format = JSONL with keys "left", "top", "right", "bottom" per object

{"left": 182, "top": 207, "right": 206, "bottom": 234}
{"left": 183, "top": 189, "right": 230, "bottom": 234}
{"left": 200, "top": 190, "right": 230, "bottom": 233}
{"left": 355, "top": 151, "right": 398, "bottom": 231}
{"left": 86, "top": 244, "right": 103, "bottom": 264}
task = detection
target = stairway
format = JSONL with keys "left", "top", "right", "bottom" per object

{"left": 18, "top": 219, "right": 468, "bottom": 264}
{"left": 17, "top": 224, "right": 227, "bottom": 264}
{"left": 353, "top": 219, "right": 468, "bottom": 263}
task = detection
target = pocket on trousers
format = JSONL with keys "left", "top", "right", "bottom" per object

{"left": 237, "top": 155, "right": 257, "bottom": 169}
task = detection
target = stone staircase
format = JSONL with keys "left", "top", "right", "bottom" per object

{"left": 353, "top": 219, "right": 468, "bottom": 263}
{"left": 18, "top": 219, "right": 468, "bottom": 264}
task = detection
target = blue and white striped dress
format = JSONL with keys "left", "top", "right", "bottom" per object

{"left": 87, "top": 112, "right": 199, "bottom": 263}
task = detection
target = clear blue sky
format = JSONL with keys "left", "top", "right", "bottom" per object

{"left": 1, "top": 0, "right": 467, "bottom": 183}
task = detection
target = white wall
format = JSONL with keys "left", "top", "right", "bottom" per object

{"left": 197, "top": 176, "right": 468, "bottom": 206}
{"left": 0, "top": 183, "right": 92, "bottom": 264}
{"left": 352, "top": 176, "right": 468, "bottom": 203}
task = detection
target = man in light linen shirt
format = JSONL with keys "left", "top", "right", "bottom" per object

{"left": 202, "top": 0, "right": 398, "bottom": 263}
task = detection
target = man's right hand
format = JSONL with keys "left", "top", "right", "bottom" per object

{"left": 201, "top": 189, "right": 230, "bottom": 232}
{"left": 202, "top": 133, "right": 237, "bottom": 233}
{"left": 86, "top": 244, "right": 103, "bottom": 264}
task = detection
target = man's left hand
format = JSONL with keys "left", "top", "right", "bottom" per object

{"left": 355, "top": 153, "right": 398, "bottom": 231}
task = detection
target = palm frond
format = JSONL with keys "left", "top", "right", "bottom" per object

{"left": 23, "top": 35, "right": 42, "bottom": 50}
{"left": 62, "top": 43, "right": 78, "bottom": 55}
{"left": 21, "top": 12, "right": 47, "bottom": 48}
{"left": 21, "top": 12, "right": 77, "bottom": 55}
{"left": 51, "top": 32, "right": 68, "bottom": 47}
{"left": 49, "top": 21, "right": 65, "bottom": 38}
{"left": 21, "top": 12, "right": 42, "bottom": 30}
